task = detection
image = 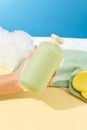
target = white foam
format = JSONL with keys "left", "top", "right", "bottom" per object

{"left": 0, "top": 27, "right": 34, "bottom": 70}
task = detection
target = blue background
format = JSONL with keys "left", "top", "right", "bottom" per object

{"left": 0, "top": 0, "right": 87, "bottom": 38}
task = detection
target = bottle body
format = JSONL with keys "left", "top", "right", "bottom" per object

{"left": 20, "top": 41, "right": 63, "bottom": 92}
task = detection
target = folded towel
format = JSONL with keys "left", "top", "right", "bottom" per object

{"left": 51, "top": 50, "right": 87, "bottom": 102}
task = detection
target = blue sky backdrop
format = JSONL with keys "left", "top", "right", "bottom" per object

{"left": 0, "top": 0, "right": 87, "bottom": 37}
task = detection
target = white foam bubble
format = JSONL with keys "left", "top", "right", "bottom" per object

{"left": 0, "top": 27, "right": 34, "bottom": 70}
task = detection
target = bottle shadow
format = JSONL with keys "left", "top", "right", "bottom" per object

{"left": 0, "top": 87, "right": 85, "bottom": 110}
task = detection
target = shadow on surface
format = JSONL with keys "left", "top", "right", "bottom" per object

{"left": 0, "top": 87, "right": 85, "bottom": 110}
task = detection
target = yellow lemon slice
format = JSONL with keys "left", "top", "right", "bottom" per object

{"left": 72, "top": 71, "right": 87, "bottom": 92}
{"left": 0, "top": 65, "right": 12, "bottom": 75}
{"left": 81, "top": 92, "right": 87, "bottom": 99}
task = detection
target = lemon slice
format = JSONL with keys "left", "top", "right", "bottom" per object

{"left": 0, "top": 65, "right": 12, "bottom": 75}
{"left": 81, "top": 92, "right": 87, "bottom": 99}
{"left": 72, "top": 71, "right": 87, "bottom": 92}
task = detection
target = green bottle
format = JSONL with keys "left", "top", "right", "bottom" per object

{"left": 20, "top": 34, "right": 64, "bottom": 92}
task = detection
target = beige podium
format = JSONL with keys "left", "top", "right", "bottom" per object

{"left": 0, "top": 86, "right": 86, "bottom": 130}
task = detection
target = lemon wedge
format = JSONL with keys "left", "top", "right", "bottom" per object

{"left": 81, "top": 92, "right": 87, "bottom": 99}
{"left": 72, "top": 71, "right": 87, "bottom": 92}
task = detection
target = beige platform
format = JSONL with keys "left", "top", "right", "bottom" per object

{"left": 0, "top": 87, "right": 86, "bottom": 130}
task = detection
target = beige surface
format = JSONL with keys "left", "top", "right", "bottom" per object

{"left": 0, "top": 87, "right": 87, "bottom": 130}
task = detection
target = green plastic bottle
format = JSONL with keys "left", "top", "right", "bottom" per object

{"left": 20, "top": 34, "right": 64, "bottom": 92}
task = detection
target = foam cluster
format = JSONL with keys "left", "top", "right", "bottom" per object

{"left": 0, "top": 27, "right": 33, "bottom": 70}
